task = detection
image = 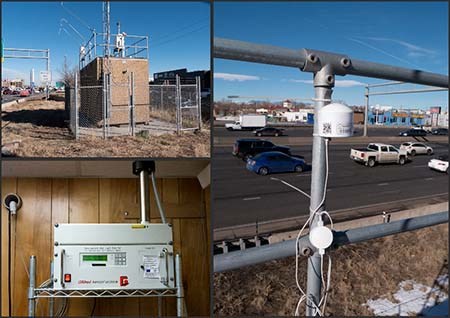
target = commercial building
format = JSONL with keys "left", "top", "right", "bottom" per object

{"left": 152, "top": 68, "right": 210, "bottom": 92}
{"left": 368, "top": 105, "right": 447, "bottom": 127}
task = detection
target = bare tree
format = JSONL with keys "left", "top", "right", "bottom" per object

{"left": 58, "top": 56, "right": 77, "bottom": 87}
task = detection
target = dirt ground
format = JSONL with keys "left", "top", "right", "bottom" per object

{"left": 1, "top": 100, "right": 210, "bottom": 157}
{"left": 214, "top": 224, "right": 448, "bottom": 316}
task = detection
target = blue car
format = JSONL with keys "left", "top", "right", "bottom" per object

{"left": 246, "top": 151, "right": 307, "bottom": 175}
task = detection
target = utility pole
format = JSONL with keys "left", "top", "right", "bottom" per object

{"left": 363, "top": 85, "right": 369, "bottom": 137}
{"left": 46, "top": 49, "right": 50, "bottom": 99}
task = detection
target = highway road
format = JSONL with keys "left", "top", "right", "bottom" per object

{"left": 214, "top": 125, "right": 422, "bottom": 138}
{"left": 1, "top": 95, "right": 21, "bottom": 104}
{"left": 212, "top": 140, "right": 448, "bottom": 229}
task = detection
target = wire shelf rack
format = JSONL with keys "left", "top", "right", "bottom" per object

{"left": 34, "top": 287, "right": 178, "bottom": 298}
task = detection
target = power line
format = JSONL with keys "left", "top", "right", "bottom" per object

{"left": 151, "top": 18, "right": 208, "bottom": 42}
{"left": 151, "top": 24, "right": 208, "bottom": 48}
{"left": 60, "top": 1, "right": 94, "bottom": 32}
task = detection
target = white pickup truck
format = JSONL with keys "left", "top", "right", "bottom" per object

{"left": 350, "top": 143, "right": 408, "bottom": 167}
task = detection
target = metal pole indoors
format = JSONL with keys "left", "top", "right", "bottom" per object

{"left": 28, "top": 255, "right": 36, "bottom": 317}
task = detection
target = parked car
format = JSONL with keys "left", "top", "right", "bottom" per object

{"left": 246, "top": 151, "right": 307, "bottom": 175}
{"left": 398, "top": 129, "right": 427, "bottom": 137}
{"left": 428, "top": 155, "right": 448, "bottom": 174}
{"left": 399, "top": 142, "right": 433, "bottom": 156}
{"left": 232, "top": 138, "right": 291, "bottom": 160}
{"left": 12, "top": 90, "right": 21, "bottom": 95}
{"left": 2, "top": 88, "right": 13, "bottom": 95}
{"left": 350, "top": 143, "right": 408, "bottom": 167}
{"left": 253, "top": 127, "right": 284, "bottom": 137}
{"left": 431, "top": 128, "right": 448, "bottom": 135}
{"left": 19, "top": 90, "right": 30, "bottom": 97}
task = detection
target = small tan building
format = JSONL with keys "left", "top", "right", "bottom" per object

{"left": 80, "top": 57, "right": 150, "bottom": 126}
{"left": 353, "top": 111, "right": 365, "bottom": 125}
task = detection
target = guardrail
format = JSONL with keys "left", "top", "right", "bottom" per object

{"left": 214, "top": 211, "right": 448, "bottom": 272}
{"left": 214, "top": 37, "right": 449, "bottom": 316}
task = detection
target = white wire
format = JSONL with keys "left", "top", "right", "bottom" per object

{"left": 294, "top": 138, "right": 332, "bottom": 316}
{"left": 319, "top": 210, "right": 334, "bottom": 229}
{"left": 270, "top": 177, "right": 311, "bottom": 199}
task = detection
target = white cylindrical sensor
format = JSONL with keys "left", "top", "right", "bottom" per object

{"left": 317, "top": 103, "right": 354, "bottom": 138}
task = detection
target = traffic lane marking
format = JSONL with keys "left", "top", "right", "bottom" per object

{"left": 242, "top": 197, "right": 261, "bottom": 201}
{"left": 378, "top": 183, "right": 389, "bottom": 186}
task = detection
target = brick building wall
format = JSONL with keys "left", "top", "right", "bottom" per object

{"left": 80, "top": 57, "right": 150, "bottom": 126}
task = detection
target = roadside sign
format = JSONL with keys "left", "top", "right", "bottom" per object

{"left": 40, "top": 71, "right": 51, "bottom": 82}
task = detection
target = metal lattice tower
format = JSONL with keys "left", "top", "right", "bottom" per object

{"left": 103, "top": 1, "right": 110, "bottom": 57}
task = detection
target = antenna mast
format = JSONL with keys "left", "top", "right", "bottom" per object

{"left": 103, "top": 1, "right": 110, "bottom": 57}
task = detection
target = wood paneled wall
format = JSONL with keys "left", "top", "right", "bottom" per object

{"left": 1, "top": 177, "right": 210, "bottom": 317}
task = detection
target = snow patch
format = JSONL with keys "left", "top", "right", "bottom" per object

{"left": 365, "top": 275, "right": 448, "bottom": 316}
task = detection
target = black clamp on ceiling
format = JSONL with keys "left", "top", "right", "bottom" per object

{"left": 132, "top": 160, "right": 156, "bottom": 175}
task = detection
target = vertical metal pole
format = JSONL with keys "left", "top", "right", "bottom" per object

{"left": 48, "top": 261, "right": 54, "bottom": 317}
{"left": 108, "top": 73, "right": 112, "bottom": 136}
{"left": 175, "top": 254, "right": 185, "bottom": 317}
{"left": 176, "top": 75, "right": 181, "bottom": 135}
{"left": 160, "top": 86, "right": 163, "bottom": 112}
{"left": 363, "top": 85, "right": 369, "bottom": 137}
{"left": 197, "top": 76, "right": 202, "bottom": 130}
{"left": 139, "top": 169, "right": 150, "bottom": 224}
{"left": 74, "top": 72, "right": 79, "bottom": 140}
{"left": 306, "top": 66, "right": 334, "bottom": 316}
{"left": 46, "top": 49, "right": 50, "bottom": 100}
{"left": 102, "top": 73, "right": 107, "bottom": 139}
{"left": 94, "top": 31, "right": 97, "bottom": 58}
{"left": 146, "top": 36, "right": 149, "bottom": 61}
{"left": 157, "top": 296, "right": 163, "bottom": 317}
{"left": 128, "top": 72, "right": 131, "bottom": 136}
{"left": 28, "top": 256, "right": 36, "bottom": 317}
{"left": 103, "top": 1, "right": 110, "bottom": 57}
{"left": 131, "top": 72, "right": 135, "bottom": 136}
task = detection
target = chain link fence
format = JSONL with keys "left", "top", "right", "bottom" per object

{"left": 179, "top": 83, "right": 201, "bottom": 131}
{"left": 69, "top": 74, "right": 202, "bottom": 139}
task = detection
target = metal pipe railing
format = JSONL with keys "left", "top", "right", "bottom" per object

{"left": 214, "top": 37, "right": 449, "bottom": 88}
{"left": 214, "top": 38, "right": 307, "bottom": 68}
{"left": 215, "top": 36, "right": 448, "bottom": 315}
{"left": 214, "top": 211, "right": 448, "bottom": 273}
{"left": 368, "top": 87, "right": 447, "bottom": 96}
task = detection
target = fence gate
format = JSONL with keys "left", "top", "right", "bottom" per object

{"left": 178, "top": 76, "right": 202, "bottom": 131}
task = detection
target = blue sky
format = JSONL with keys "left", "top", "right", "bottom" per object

{"left": 2, "top": 1, "right": 210, "bottom": 85}
{"left": 214, "top": 2, "right": 448, "bottom": 110}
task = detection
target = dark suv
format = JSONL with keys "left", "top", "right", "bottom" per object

{"left": 431, "top": 128, "right": 448, "bottom": 135}
{"left": 232, "top": 138, "right": 291, "bottom": 160}
{"left": 399, "top": 129, "right": 427, "bottom": 137}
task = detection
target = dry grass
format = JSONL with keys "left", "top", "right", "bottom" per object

{"left": 2, "top": 100, "right": 210, "bottom": 158}
{"left": 149, "top": 109, "right": 177, "bottom": 124}
{"left": 214, "top": 223, "right": 448, "bottom": 316}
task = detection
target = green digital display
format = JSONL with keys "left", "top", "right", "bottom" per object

{"left": 83, "top": 255, "right": 107, "bottom": 262}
